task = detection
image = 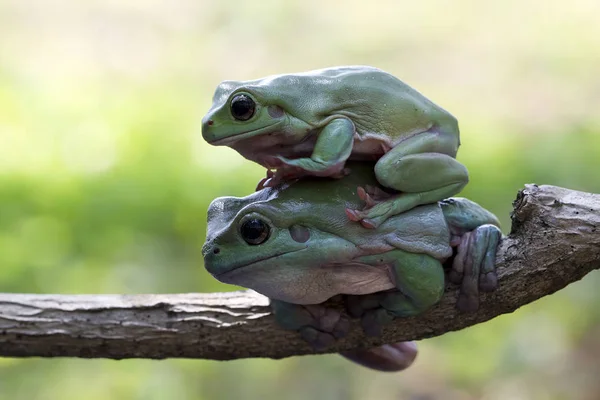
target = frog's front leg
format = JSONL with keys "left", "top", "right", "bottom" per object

{"left": 346, "top": 250, "right": 445, "bottom": 337}
{"left": 346, "top": 128, "right": 468, "bottom": 228}
{"left": 261, "top": 118, "right": 355, "bottom": 188}
{"left": 270, "top": 299, "right": 351, "bottom": 350}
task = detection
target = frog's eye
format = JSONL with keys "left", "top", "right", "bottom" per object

{"left": 230, "top": 94, "right": 256, "bottom": 121}
{"left": 240, "top": 218, "right": 270, "bottom": 245}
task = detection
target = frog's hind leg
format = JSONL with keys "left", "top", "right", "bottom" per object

{"left": 346, "top": 126, "right": 468, "bottom": 229}
{"left": 345, "top": 250, "right": 445, "bottom": 337}
{"left": 270, "top": 299, "right": 350, "bottom": 350}
{"left": 441, "top": 197, "right": 502, "bottom": 313}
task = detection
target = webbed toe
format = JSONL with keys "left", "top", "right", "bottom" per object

{"left": 346, "top": 292, "right": 398, "bottom": 337}
{"left": 345, "top": 185, "right": 403, "bottom": 229}
{"left": 452, "top": 224, "right": 502, "bottom": 313}
{"left": 271, "top": 300, "right": 350, "bottom": 350}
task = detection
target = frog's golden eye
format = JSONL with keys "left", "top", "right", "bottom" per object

{"left": 240, "top": 218, "right": 270, "bottom": 245}
{"left": 230, "top": 94, "right": 256, "bottom": 121}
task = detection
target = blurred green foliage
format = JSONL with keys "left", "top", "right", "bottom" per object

{"left": 0, "top": 1, "right": 599, "bottom": 399}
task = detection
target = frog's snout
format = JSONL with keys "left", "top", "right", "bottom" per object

{"left": 202, "top": 240, "right": 222, "bottom": 275}
{"left": 201, "top": 118, "right": 216, "bottom": 142}
{"left": 201, "top": 240, "right": 220, "bottom": 258}
{"left": 207, "top": 246, "right": 220, "bottom": 255}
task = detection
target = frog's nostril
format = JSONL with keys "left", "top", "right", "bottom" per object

{"left": 213, "top": 247, "right": 220, "bottom": 255}
{"left": 207, "top": 120, "right": 214, "bottom": 126}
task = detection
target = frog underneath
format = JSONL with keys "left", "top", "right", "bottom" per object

{"left": 202, "top": 162, "right": 501, "bottom": 371}
{"left": 202, "top": 66, "right": 468, "bottom": 228}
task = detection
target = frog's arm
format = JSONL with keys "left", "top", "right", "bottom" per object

{"left": 347, "top": 125, "right": 469, "bottom": 228}
{"left": 346, "top": 250, "right": 445, "bottom": 337}
{"left": 275, "top": 118, "right": 354, "bottom": 175}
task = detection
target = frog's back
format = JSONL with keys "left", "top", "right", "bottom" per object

{"left": 247, "top": 66, "right": 457, "bottom": 141}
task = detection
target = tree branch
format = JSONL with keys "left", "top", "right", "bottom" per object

{"left": 0, "top": 184, "right": 598, "bottom": 360}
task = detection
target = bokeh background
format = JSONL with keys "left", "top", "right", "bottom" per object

{"left": 1, "top": 1, "right": 599, "bottom": 399}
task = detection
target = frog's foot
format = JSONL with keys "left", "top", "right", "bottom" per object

{"left": 448, "top": 224, "right": 502, "bottom": 313}
{"left": 345, "top": 185, "right": 397, "bottom": 229}
{"left": 340, "top": 341, "right": 418, "bottom": 372}
{"left": 256, "top": 169, "right": 275, "bottom": 191}
{"left": 345, "top": 292, "right": 393, "bottom": 336}
{"left": 270, "top": 299, "right": 350, "bottom": 350}
{"left": 345, "top": 290, "right": 424, "bottom": 337}
{"left": 357, "top": 185, "right": 394, "bottom": 203}
{"left": 256, "top": 166, "right": 305, "bottom": 190}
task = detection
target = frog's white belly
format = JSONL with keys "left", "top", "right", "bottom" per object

{"left": 233, "top": 128, "right": 397, "bottom": 164}
{"left": 351, "top": 132, "right": 392, "bottom": 158}
{"left": 286, "top": 132, "right": 392, "bottom": 160}
{"left": 310, "top": 262, "right": 397, "bottom": 303}
{"left": 236, "top": 261, "right": 397, "bottom": 305}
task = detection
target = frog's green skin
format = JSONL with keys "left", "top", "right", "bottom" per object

{"left": 203, "top": 162, "right": 500, "bottom": 371}
{"left": 202, "top": 66, "right": 468, "bottom": 229}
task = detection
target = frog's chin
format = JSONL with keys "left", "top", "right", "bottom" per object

{"left": 218, "top": 264, "right": 333, "bottom": 304}
{"left": 209, "top": 121, "right": 282, "bottom": 145}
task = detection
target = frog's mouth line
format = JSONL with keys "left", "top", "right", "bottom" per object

{"left": 209, "top": 121, "right": 282, "bottom": 145}
{"left": 213, "top": 247, "right": 306, "bottom": 281}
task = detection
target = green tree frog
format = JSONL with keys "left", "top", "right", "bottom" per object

{"left": 202, "top": 66, "right": 468, "bottom": 228}
{"left": 202, "top": 162, "right": 501, "bottom": 371}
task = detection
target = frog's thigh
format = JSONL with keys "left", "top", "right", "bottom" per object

{"left": 373, "top": 128, "right": 463, "bottom": 190}
{"left": 365, "top": 152, "right": 468, "bottom": 226}
{"left": 375, "top": 150, "right": 468, "bottom": 194}
{"left": 389, "top": 126, "right": 460, "bottom": 155}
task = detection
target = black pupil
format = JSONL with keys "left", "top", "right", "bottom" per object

{"left": 241, "top": 219, "right": 268, "bottom": 244}
{"left": 231, "top": 95, "right": 255, "bottom": 121}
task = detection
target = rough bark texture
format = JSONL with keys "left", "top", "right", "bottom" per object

{"left": 0, "top": 184, "right": 598, "bottom": 360}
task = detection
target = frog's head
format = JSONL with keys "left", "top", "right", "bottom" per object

{"left": 202, "top": 182, "right": 363, "bottom": 304}
{"left": 202, "top": 80, "right": 288, "bottom": 146}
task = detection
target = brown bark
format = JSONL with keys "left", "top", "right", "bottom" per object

{"left": 0, "top": 184, "right": 598, "bottom": 360}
